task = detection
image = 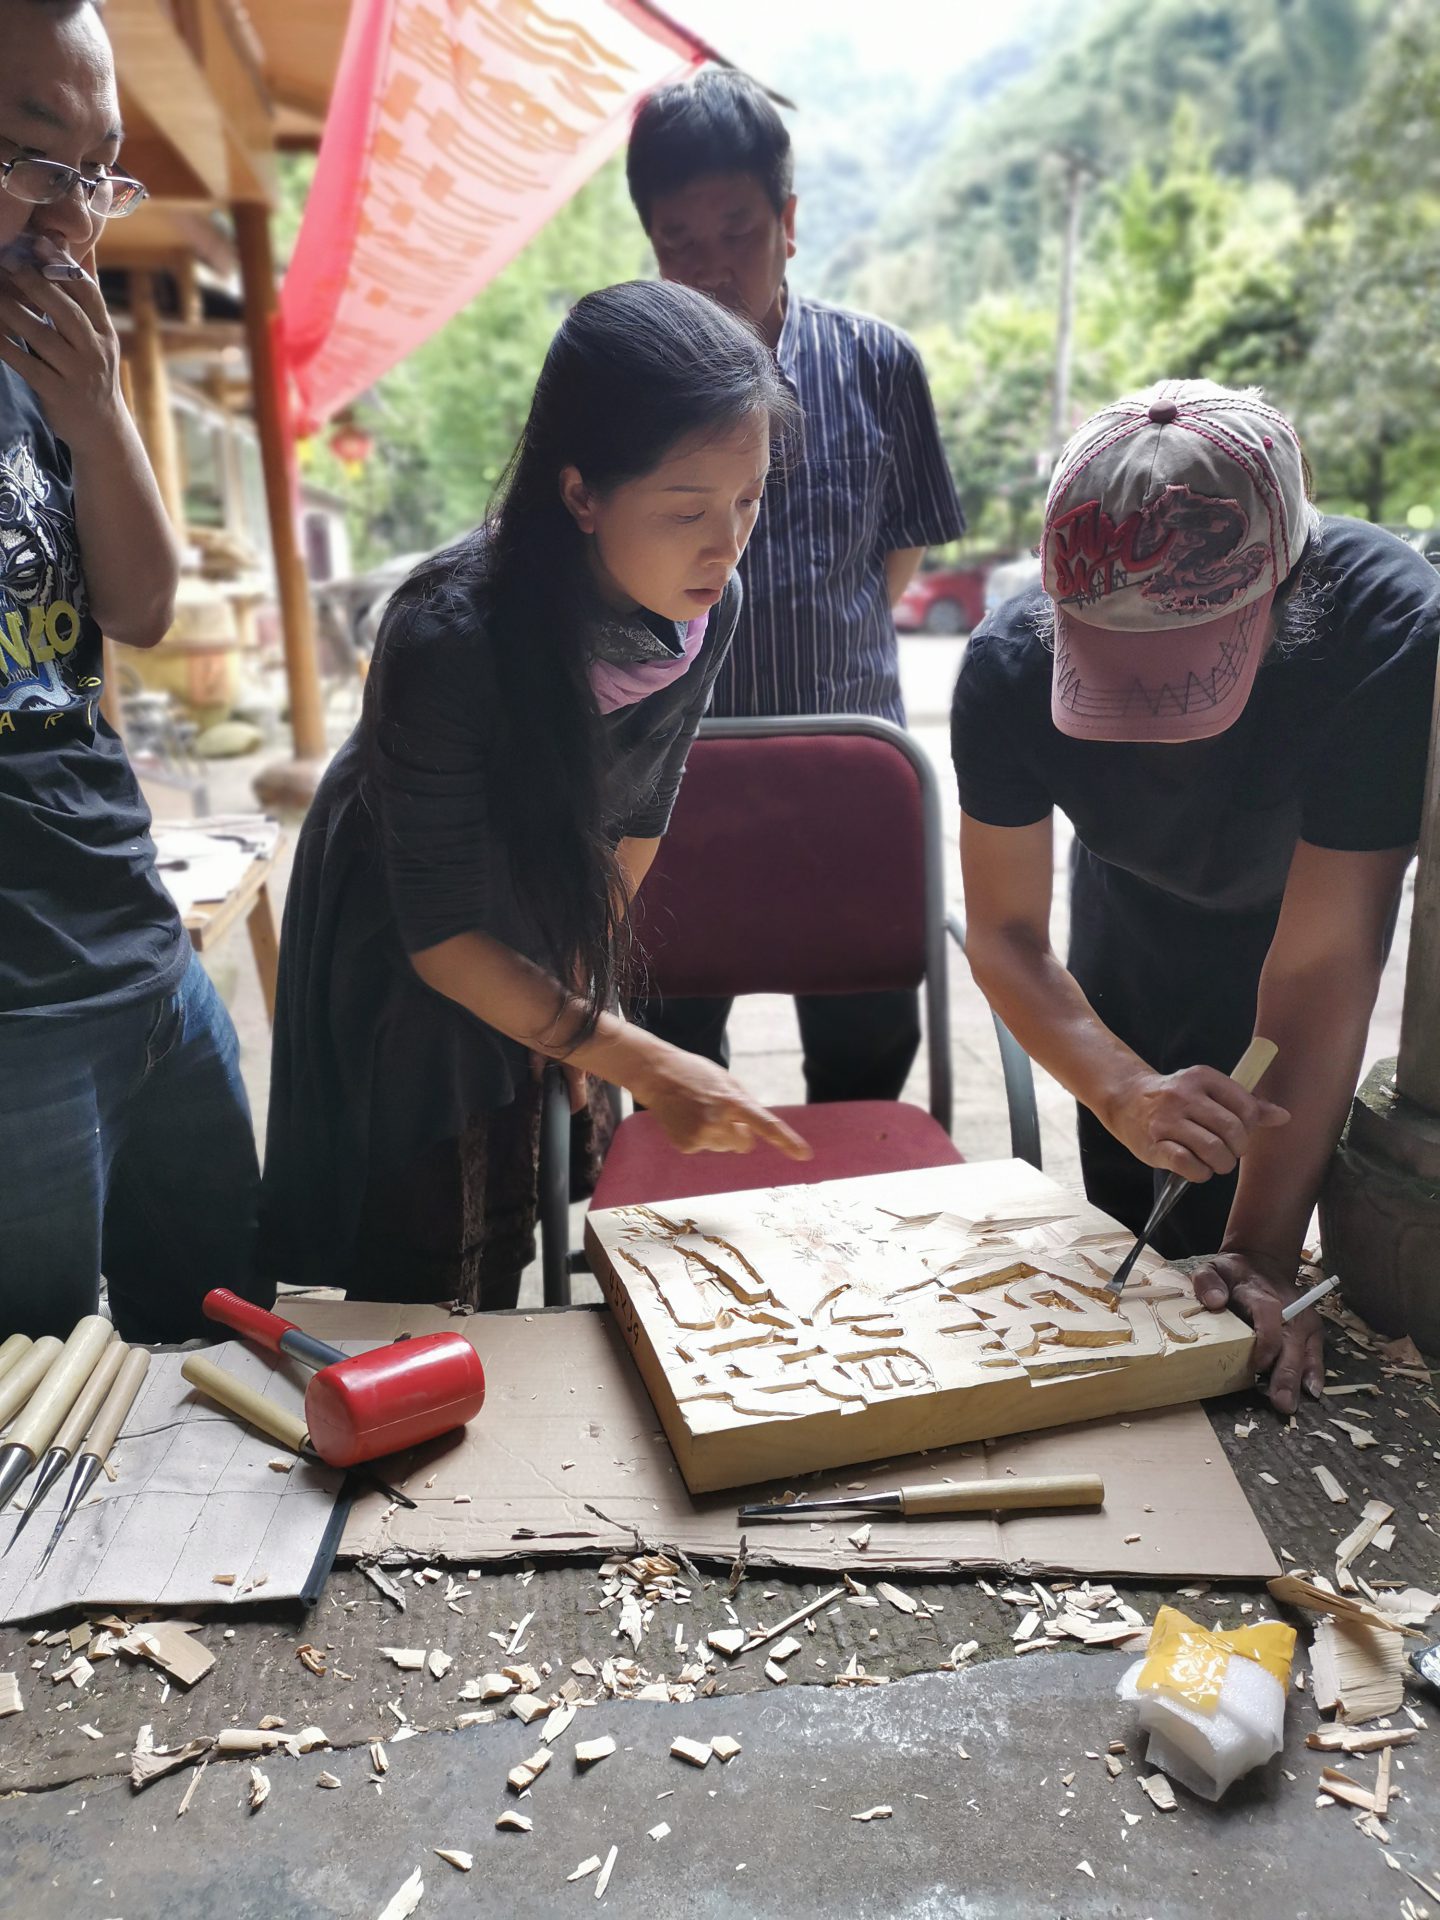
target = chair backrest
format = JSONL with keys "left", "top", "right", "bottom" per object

{"left": 632, "top": 715, "right": 953, "bottom": 1128}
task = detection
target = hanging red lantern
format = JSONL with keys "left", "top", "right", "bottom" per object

{"left": 328, "top": 420, "right": 374, "bottom": 466}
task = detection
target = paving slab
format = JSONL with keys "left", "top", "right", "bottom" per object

{"left": 2, "top": 1651, "right": 1434, "bottom": 1919}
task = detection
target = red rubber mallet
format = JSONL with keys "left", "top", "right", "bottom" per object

{"left": 203, "top": 1290, "right": 486, "bottom": 1468}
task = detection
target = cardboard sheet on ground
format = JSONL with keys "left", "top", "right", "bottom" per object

{"left": 0, "top": 1342, "right": 346, "bottom": 1627}
{"left": 288, "top": 1302, "right": 1279, "bottom": 1579}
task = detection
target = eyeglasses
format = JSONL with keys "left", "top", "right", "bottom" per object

{"left": 0, "top": 155, "right": 147, "bottom": 220}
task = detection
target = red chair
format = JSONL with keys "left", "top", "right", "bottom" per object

{"left": 537, "top": 715, "right": 1039, "bottom": 1302}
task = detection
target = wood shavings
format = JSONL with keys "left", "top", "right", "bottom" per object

{"left": 649, "top": 1822, "right": 670, "bottom": 1842}
{"left": 267, "top": 1457, "right": 294, "bottom": 1473}
{"left": 594, "top": 1845, "right": 618, "bottom": 1900}
{"left": 1, "top": 1672, "right": 24, "bottom": 1715}
{"left": 375, "top": 1867, "right": 424, "bottom": 1919}
{"left": 711, "top": 1735, "right": 742, "bottom": 1762}
{"left": 1307, "top": 1726, "right": 1414, "bottom": 1754}
{"left": 745, "top": 1586, "right": 846, "bottom": 1651}
{"left": 381, "top": 1647, "right": 426, "bottom": 1672}
{"left": 426, "top": 1650, "right": 453, "bottom": 1681}
{"left": 463, "top": 1672, "right": 515, "bottom": 1702}
{"left": 1076, "top": 1861, "right": 1095, "bottom": 1879}
{"left": 576, "top": 1735, "right": 617, "bottom": 1768}
{"left": 875, "top": 1582, "right": 920, "bottom": 1616}
{"left": 851, "top": 1805, "right": 892, "bottom": 1821}
{"left": 129, "top": 1735, "right": 211, "bottom": 1790}
{"left": 848, "top": 1522, "right": 872, "bottom": 1552}
{"left": 769, "top": 1636, "right": 802, "bottom": 1662}
{"left": 541, "top": 1700, "right": 576, "bottom": 1745}
{"left": 1330, "top": 1418, "right": 1379, "bottom": 1449}
{"left": 706, "top": 1628, "right": 746, "bottom": 1657}
{"left": 1313, "top": 1465, "right": 1350, "bottom": 1505}
{"left": 296, "top": 1644, "right": 327, "bottom": 1677}
{"left": 507, "top": 1748, "right": 552, "bottom": 1793}
{"left": 1374, "top": 1744, "right": 1392, "bottom": 1820}
{"left": 511, "top": 1695, "right": 550, "bottom": 1726}
{"left": 1139, "top": 1774, "right": 1176, "bottom": 1811}
{"left": 115, "top": 1622, "right": 213, "bottom": 1689}
{"left": 248, "top": 1767, "right": 270, "bottom": 1812}
{"left": 1335, "top": 1499, "right": 1395, "bottom": 1590}
{"left": 176, "top": 1758, "right": 209, "bottom": 1818}
{"left": 567, "top": 1857, "right": 602, "bottom": 1883}
{"left": 77, "top": 1720, "right": 102, "bottom": 1741}
{"left": 211, "top": 1574, "right": 237, "bottom": 1587}
{"left": 495, "top": 1811, "right": 532, "bottom": 1833}
{"left": 317, "top": 1772, "right": 341, "bottom": 1789}
{"left": 433, "top": 1849, "right": 472, "bottom": 1871}
{"left": 370, "top": 1742, "right": 388, "bottom": 1774}
{"left": 1317, "top": 1766, "right": 1376, "bottom": 1812}
{"left": 1310, "top": 1617, "right": 1407, "bottom": 1722}
{"left": 671, "top": 1736, "right": 712, "bottom": 1768}
{"left": 765, "top": 1660, "right": 788, "bottom": 1685}
{"left": 52, "top": 1656, "right": 93, "bottom": 1689}
{"left": 363, "top": 1564, "right": 406, "bottom": 1610}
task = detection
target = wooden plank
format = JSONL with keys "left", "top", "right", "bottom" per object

{"left": 586, "top": 1160, "right": 1255, "bottom": 1493}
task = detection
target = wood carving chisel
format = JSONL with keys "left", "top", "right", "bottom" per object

{"left": 1105, "top": 1037, "right": 1279, "bottom": 1297}
{"left": 180, "top": 1354, "right": 416, "bottom": 1507}
{"left": 0, "top": 1335, "right": 62, "bottom": 1444}
{"left": 35, "top": 1346, "right": 151, "bottom": 1577}
{"left": 0, "top": 1316, "right": 112, "bottom": 1515}
{"left": 738, "top": 1472, "right": 1106, "bottom": 1521}
{"left": 5, "top": 1335, "right": 125, "bottom": 1555}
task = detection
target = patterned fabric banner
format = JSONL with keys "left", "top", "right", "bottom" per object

{"left": 279, "top": 0, "right": 703, "bottom": 433}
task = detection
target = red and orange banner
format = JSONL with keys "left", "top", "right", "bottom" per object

{"left": 279, "top": 0, "right": 705, "bottom": 433}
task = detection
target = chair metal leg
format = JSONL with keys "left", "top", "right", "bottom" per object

{"left": 538, "top": 1066, "right": 573, "bottom": 1306}
{"left": 947, "top": 911, "right": 1043, "bottom": 1170}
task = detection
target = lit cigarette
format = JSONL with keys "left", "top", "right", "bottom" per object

{"left": 1280, "top": 1273, "right": 1340, "bottom": 1323}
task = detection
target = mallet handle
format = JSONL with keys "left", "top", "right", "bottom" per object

{"left": 181, "top": 1353, "right": 311, "bottom": 1455}
{"left": 203, "top": 1289, "right": 343, "bottom": 1373}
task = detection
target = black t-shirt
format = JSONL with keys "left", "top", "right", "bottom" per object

{"left": 0, "top": 365, "right": 185, "bottom": 1017}
{"left": 950, "top": 516, "right": 1440, "bottom": 913}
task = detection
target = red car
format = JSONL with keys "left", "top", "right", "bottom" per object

{"left": 893, "top": 563, "right": 989, "bottom": 635}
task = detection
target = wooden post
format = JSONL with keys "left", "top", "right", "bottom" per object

{"left": 1396, "top": 649, "right": 1440, "bottom": 1111}
{"left": 232, "top": 200, "right": 327, "bottom": 770}
{"left": 127, "top": 270, "right": 185, "bottom": 530}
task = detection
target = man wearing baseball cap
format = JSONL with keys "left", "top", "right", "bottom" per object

{"left": 951, "top": 379, "right": 1440, "bottom": 1412}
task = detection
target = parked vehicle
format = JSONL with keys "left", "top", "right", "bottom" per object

{"left": 893, "top": 562, "right": 989, "bottom": 635}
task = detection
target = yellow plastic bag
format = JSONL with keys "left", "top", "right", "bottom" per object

{"left": 1135, "top": 1605, "right": 1296, "bottom": 1715}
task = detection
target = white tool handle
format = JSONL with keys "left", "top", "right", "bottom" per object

{"left": 0, "top": 1334, "right": 32, "bottom": 1389}
{"left": 50, "top": 1337, "right": 126, "bottom": 1457}
{"left": 0, "top": 1336, "right": 63, "bottom": 1430}
{"left": 1231, "top": 1037, "right": 1278, "bottom": 1094}
{"left": 85, "top": 1347, "right": 152, "bottom": 1460}
{"left": 6, "top": 1316, "right": 114, "bottom": 1456}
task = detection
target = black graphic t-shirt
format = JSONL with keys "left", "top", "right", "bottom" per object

{"left": 0, "top": 365, "right": 185, "bottom": 1018}
{"left": 951, "top": 515, "right": 1440, "bottom": 913}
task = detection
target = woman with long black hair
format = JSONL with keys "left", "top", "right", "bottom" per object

{"left": 260, "top": 280, "right": 807, "bottom": 1309}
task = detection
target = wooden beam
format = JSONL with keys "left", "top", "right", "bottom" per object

{"left": 232, "top": 202, "right": 326, "bottom": 763}
{"left": 127, "top": 271, "right": 187, "bottom": 532}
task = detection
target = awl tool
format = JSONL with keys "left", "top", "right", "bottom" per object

{"left": 180, "top": 1353, "right": 417, "bottom": 1507}
{"left": 36, "top": 1345, "right": 151, "bottom": 1577}
{"left": 738, "top": 1472, "right": 1106, "bottom": 1522}
{"left": 0, "top": 1316, "right": 113, "bottom": 1516}
{"left": 5, "top": 1336, "right": 125, "bottom": 1555}
{"left": 1105, "top": 1037, "right": 1279, "bottom": 1297}
{"left": 0, "top": 1333, "right": 34, "bottom": 1391}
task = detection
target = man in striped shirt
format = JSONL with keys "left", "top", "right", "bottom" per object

{"left": 627, "top": 69, "right": 964, "bottom": 1101}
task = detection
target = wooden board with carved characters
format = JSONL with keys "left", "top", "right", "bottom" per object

{"left": 585, "top": 1159, "right": 1257, "bottom": 1493}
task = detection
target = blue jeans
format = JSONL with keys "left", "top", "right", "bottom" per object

{"left": 0, "top": 951, "right": 266, "bottom": 1342}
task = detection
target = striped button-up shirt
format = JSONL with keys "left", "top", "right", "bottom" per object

{"left": 711, "top": 289, "right": 965, "bottom": 723}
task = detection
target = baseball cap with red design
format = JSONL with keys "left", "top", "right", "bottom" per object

{"left": 1041, "top": 380, "right": 1311, "bottom": 742}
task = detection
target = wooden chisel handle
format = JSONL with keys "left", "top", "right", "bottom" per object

{"left": 84, "top": 1347, "right": 152, "bottom": 1460}
{"left": 6, "top": 1316, "right": 115, "bottom": 1456}
{"left": 0, "top": 1334, "right": 32, "bottom": 1389}
{"left": 899, "top": 1474, "right": 1105, "bottom": 1514}
{"left": 0, "top": 1336, "right": 62, "bottom": 1431}
{"left": 181, "top": 1353, "right": 309, "bottom": 1455}
{"left": 1231, "top": 1037, "right": 1278, "bottom": 1094}
{"left": 52, "top": 1339, "right": 126, "bottom": 1456}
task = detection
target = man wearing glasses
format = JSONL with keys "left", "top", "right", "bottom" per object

{"left": 0, "top": 0, "right": 264, "bottom": 1342}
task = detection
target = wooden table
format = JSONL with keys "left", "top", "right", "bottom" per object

{"left": 180, "top": 836, "right": 281, "bottom": 1024}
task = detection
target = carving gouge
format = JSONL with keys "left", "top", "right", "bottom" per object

{"left": 36, "top": 1345, "right": 151, "bottom": 1577}
{"left": 0, "top": 1316, "right": 112, "bottom": 1516}
{"left": 5, "top": 1335, "right": 125, "bottom": 1555}
{"left": 180, "top": 1354, "right": 416, "bottom": 1508}
{"left": 738, "top": 1473, "right": 1106, "bottom": 1521}
{"left": 1105, "top": 1037, "right": 1279, "bottom": 1297}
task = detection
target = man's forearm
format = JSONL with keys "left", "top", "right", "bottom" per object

{"left": 68, "top": 406, "right": 180, "bottom": 648}
{"left": 1223, "top": 959, "right": 1379, "bottom": 1268}
{"left": 885, "top": 546, "right": 925, "bottom": 605}
{"left": 966, "top": 926, "right": 1147, "bottom": 1125}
